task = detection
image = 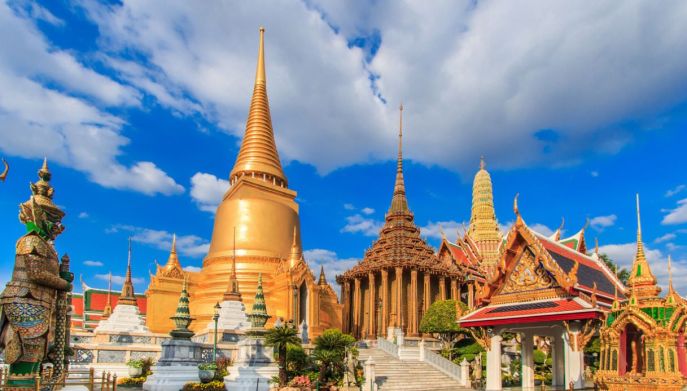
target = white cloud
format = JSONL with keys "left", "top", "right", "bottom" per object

{"left": 83, "top": 260, "right": 103, "bottom": 267}
{"left": 590, "top": 171, "right": 599, "bottom": 178}
{"left": 529, "top": 223, "right": 555, "bottom": 237}
{"left": 303, "top": 248, "right": 361, "bottom": 296}
{"left": 663, "top": 199, "right": 687, "bottom": 225}
{"left": 666, "top": 185, "right": 686, "bottom": 197}
{"left": 343, "top": 204, "right": 356, "bottom": 211}
{"left": 590, "top": 214, "right": 617, "bottom": 231}
{"left": 361, "top": 207, "right": 375, "bottom": 215}
{"left": 0, "top": 3, "right": 183, "bottom": 196}
{"left": 95, "top": 273, "right": 144, "bottom": 286}
{"left": 183, "top": 265, "right": 201, "bottom": 272}
{"left": 190, "top": 172, "right": 230, "bottom": 212}
{"left": 655, "top": 233, "right": 677, "bottom": 243}
{"left": 78, "top": 212, "right": 89, "bottom": 219}
{"left": 109, "top": 225, "right": 210, "bottom": 258}
{"left": 421, "top": 220, "right": 465, "bottom": 240}
{"left": 341, "top": 214, "right": 383, "bottom": 237}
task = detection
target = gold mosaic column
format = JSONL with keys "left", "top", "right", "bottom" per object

{"left": 368, "top": 272, "right": 376, "bottom": 337}
{"left": 450, "top": 278, "right": 458, "bottom": 301}
{"left": 342, "top": 281, "right": 351, "bottom": 333}
{"left": 468, "top": 283, "right": 475, "bottom": 309}
{"left": 395, "top": 267, "right": 403, "bottom": 328}
{"left": 439, "top": 277, "right": 447, "bottom": 301}
{"left": 353, "top": 278, "right": 361, "bottom": 337}
{"left": 410, "top": 269, "right": 418, "bottom": 335}
{"left": 381, "top": 270, "right": 389, "bottom": 332}
{"left": 423, "top": 272, "right": 431, "bottom": 313}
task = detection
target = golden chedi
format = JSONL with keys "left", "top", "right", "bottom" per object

{"left": 145, "top": 28, "right": 341, "bottom": 337}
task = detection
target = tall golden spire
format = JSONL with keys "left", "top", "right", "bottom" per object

{"left": 119, "top": 237, "right": 138, "bottom": 306}
{"left": 388, "top": 104, "right": 409, "bottom": 214}
{"left": 318, "top": 264, "right": 327, "bottom": 286}
{"left": 467, "top": 157, "right": 502, "bottom": 267}
{"left": 627, "top": 194, "right": 660, "bottom": 298}
{"left": 229, "top": 27, "right": 287, "bottom": 187}
{"left": 161, "top": 234, "right": 182, "bottom": 277}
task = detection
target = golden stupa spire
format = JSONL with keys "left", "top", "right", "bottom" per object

{"left": 224, "top": 227, "right": 242, "bottom": 301}
{"left": 627, "top": 194, "right": 660, "bottom": 298}
{"left": 467, "top": 156, "right": 502, "bottom": 267}
{"left": 229, "top": 27, "right": 287, "bottom": 187}
{"left": 119, "top": 237, "right": 138, "bottom": 306}
{"left": 161, "top": 234, "right": 183, "bottom": 277}
{"left": 102, "top": 271, "right": 113, "bottom": 318}
{"left": 318, "top": 264, "right": 327, "bottom": 286}
{"left": 388, "top": 103, "right": 409, "bottom": 214}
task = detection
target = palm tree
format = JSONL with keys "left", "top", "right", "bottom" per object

{"left": 313, "top": 329, "right": 356, "bottom": 385}
{"left": 265, "top": 325, "right": 301, "bottom": 386}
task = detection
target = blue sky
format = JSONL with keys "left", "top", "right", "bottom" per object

{"left": 1, "top": 0, "right": 687, "bottom": 296}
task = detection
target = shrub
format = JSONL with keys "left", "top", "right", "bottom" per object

{"left": 182, "top": 380, "right": 226, "bottom": 391}
{"left": 214, "top": 357, "right": 231, "bottom": 381}
{"left": 288, "top": 375, "right": 311, "bottom": 388}
{"left": 126, "top": 359, "right": 145, "bottom": 368}
{"left": 141, "top": 357, "right": 155, "bottom": 376}
{"left": 198, "top": 362, "right": 217, "bottom": 371}
{"left": 118, "top": 376, "right": 146, "bottom": 387}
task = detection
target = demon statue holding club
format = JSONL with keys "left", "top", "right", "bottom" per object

{"left": 0, "top": 159, "right": 73, "bottom": 390}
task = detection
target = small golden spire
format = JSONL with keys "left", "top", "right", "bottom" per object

{"left": 119, "top": 238, "right": 138, "bottom": 306}
{"left": 171, "top": 233, "right": 177, "bottom": 253}
{"left": 513, "top": 193, "right": 520, "bottom": 218}
{"left": 230, "top": 26, "right": 287, "bottom": 186}
{"left": 480, "top": 155, "right": 485, "bottom": 170}
{"left": 668, "top": 254, "right": 675, "bottom": 292}
{"left": 162, "top": 233, "right": 182, "bottom": 276}
{"left": 103, "top": 272, "right": 113, "bottom": 318}
{"left": 388, "top": 103, "right": 409, "bottom": 214}
{"left": 467, "top": 155, "right": 501, "bottom": 266}
{"left": 318, "top": 264, "right": 327, "bottom": 286}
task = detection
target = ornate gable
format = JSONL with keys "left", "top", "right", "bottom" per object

{"left": 498, "top": 248, "right": 558, "bottom": 295}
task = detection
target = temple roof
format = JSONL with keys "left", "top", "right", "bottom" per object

{"left": 460, "top": 297, "right": 602, "bottom": 327}
{"left": 229, "top": 27, "right": 287, "bottom": 187}
{"left": 337, "top": 106, "right": 460, "bottom": 281}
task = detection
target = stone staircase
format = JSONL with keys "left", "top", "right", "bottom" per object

{"left": 358, "top": 347, "right": 471, "bottom": 391}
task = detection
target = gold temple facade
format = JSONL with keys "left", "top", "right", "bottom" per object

{"left": 145, "top": 28, "right": 341, "bottom": 337}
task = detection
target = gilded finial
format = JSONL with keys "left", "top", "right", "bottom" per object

{"left": 558, "top": 217, "right": 565, "bottom": 234}
{"left": 582, "top": 217, "right": 590, "bottom": 231}
{"left": 0, "top": 158, "right": 8, "bottom": 182}
{"left": 627, "top": 194, "right": 659, "bottom": 297}
{"left": 480, "top": 155, "right": 485, "bottom": 170}
{"left": 256, "top": 26, "right": 266, "bottom": 85}
{"left": 118, "top": 237, "right": 138, "bottom": 306}
{"left": 388, "top": 103, "right": 409, "bottom": 214}
{"left": 513, "top": 193, "right": 520, "bottom": 218}
{"left": 594, "top": 237, "right": 599, "bottom": 256}
{"left": 318, "top": 264, "right": 327, "bottom": 285}
{"left": 171, "top": 233, "right": 177, "bottom": 253}
{"left": 668, "top": 254, "right": 675, "bottom": 292}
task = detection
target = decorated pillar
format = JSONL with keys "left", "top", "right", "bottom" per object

{"left": 551, "top": 334, "right": 565, "bottom": 387}
{"left": 439, "top": 277, "right": 447, "bottom": 301}
{"left": 410, "top": 269, "right": 418, "bottom": 335}
{"left": 342, "top": 281, "right": 351, "bottom": 333}
{"left": 563, "top": 326, "right": 585, "bottom": 388}
{"left": 521, "top": 332, "right": 535, "bottom": 390}
{"left": 468, "top": 282, "right": 475, "bottom": 309}
{"left": 381, "top": 269, "right": 389, "bottom": 332}
{"left": 395, "top": 267, "right": 403, "bottom": 329}
{"left": 423, "top": 272, "right": 431, "bottom": 313}
{"left": 486, "top": 334, "right": 503, "bottom": 391}
{"left": 368, "top": 272, "right": 376, "bottom": 337}
{"left": 353, "top": 278, "right": 361, "bottom": 337}
{"left": 450, "top": 278, "right": 458, "bottom": 301}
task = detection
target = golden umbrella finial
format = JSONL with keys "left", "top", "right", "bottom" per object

{"left": 256, "top": 26, "right": 266, "bottom": 85}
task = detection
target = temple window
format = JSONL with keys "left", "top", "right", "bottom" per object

{"left": 647, "top": 349, "right": 655, "bottom": 372}
{"left": 612, "top": 349, "right": 618, "bottom": 371}
{"left": 659, "top": 347, "right": 665, "bottom": 372}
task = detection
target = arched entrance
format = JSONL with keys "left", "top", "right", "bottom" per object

{"left": 298, "top": 282, "right": 309, "bottom": 326}
{"left": 624, "top": 323, "right": 644, "bottom": 374}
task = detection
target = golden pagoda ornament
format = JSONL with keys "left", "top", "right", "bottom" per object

{"left": 595, "top": 195, "right": 687, "bottom": 391}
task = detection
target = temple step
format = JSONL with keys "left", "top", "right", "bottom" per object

{"left": 358, "top": 347, "right": 471, "bottom": 391}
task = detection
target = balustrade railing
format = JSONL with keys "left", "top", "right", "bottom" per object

{"left": 376, "top": 337, "right": 399, "bottom": 358}
{"left": 421, "top": 346, "right": 464, "bottom": 385}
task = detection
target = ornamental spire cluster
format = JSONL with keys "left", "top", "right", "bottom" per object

{"left": 229, "top": 27, "right": 287, "bottom": 187}
{"left": 467, "top": 157, "right": 502, "bottom": 267}
{"left": 627, "top": 194, "right": 660, "bottom": 298}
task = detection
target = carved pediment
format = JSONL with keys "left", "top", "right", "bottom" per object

{"left": 498, "top": 248, "right": 558, "bottom": 296}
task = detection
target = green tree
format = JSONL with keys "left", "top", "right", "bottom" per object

{"left": 419, "top": 300, "right": 468, "bottom": 358}
{"left": 312, "top": 328, "right": 356, "bottom": 385}
{"left": 265, "top": 325, "right": 301, "bottom": 386}
{"left": 599, "top": 253, "right": 629, "bottom": 285}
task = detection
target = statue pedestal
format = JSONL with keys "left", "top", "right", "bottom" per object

{"left": 94, "top": 304, "right": 149, "bottom": 333}
{"left": 224, "top": 335, "right": 278, "bottom": 391}
{"left": 143, "top": 339, "right": 202, "bottom": 391}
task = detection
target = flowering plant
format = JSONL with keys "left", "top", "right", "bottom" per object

{"left": 288, "top": 375, "right": 311, "bottom": 388}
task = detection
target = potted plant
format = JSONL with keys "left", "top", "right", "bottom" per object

{"left": 127, "top": 359, "right": 145, "bottom": 377}
{"left": 198, "top": 362, "right": 217, "bottom": 383}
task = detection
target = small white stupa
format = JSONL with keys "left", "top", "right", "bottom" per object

{"left": 95, "top": 238, "right": 149, "bottom": 333}
{"left": 207, "top": 228, "right": 249, "bottom": 334}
